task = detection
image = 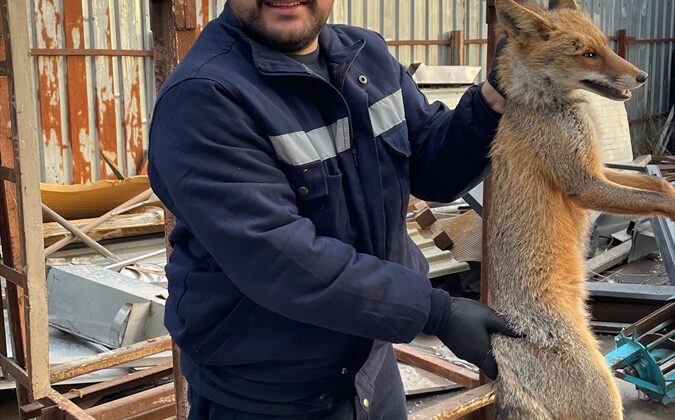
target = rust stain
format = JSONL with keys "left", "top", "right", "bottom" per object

{"left": 196, "top": 0, "right": 210, "bottom": 34}
{"left": 63, "top": 0, "right": 92, "bottom": 184}
{"left": 124, "top": 65, "right": 143, "bottom": 175}
{"left": 94, "top": 5, "right": 119, "bottom": 180}
{"left": 36, "top": 0, "right": 66, "bottom": 184}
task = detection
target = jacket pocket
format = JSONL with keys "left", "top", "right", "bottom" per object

{"left": 379, "top": 123, "right": 411, "bottom": 219}
{"left": 285, "top": 161, "right": 329, "bottom": 201}
{"left": 194, "top": 296, "right": 257, "bottom": 356}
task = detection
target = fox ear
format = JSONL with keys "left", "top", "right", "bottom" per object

{"left": 549, "top": 0, "right": 580, "bottom": 10}
{"left": 496, "top": 0, "right": 555, "bottom": 41}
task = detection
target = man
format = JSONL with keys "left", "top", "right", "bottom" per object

{"left": 148, "top": 0, "right": 516, "bottom": 418}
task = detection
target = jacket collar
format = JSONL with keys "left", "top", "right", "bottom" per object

{"left": 218, "top": 5, "right": 365, "bottom": 75}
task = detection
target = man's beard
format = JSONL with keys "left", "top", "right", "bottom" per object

{"left": 237, "top": 1, "right": 330, "bottom": 53}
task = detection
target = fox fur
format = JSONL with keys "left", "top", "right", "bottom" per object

{"left": 488, "top": 1, "right": 675, "bottom": 419}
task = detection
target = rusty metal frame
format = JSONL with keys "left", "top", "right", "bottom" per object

{"left": 0, "top": 1, "right": 192, "bottom": 419}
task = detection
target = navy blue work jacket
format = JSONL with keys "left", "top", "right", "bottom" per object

{"left": 148, "top": 7, "right": 500, "bottom": 416}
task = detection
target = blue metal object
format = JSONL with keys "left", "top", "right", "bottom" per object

{"left": 605, "top": 301, "right": 675, "bottom": 405}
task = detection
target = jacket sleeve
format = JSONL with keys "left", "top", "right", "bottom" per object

{"left": 149, "top": 78, "right": 432, "bottom": 344}
{"left": 401, "top": 66, "right": 502, "bottom": 202}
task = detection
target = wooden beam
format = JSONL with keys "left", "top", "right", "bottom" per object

{"left": 4, "top": 0, "right": 51, "bottom": 400}
{"left": 85, "top": 383, "right": 176, "bottom": 420}
{"left": 450, "top": 30, "right": 465, "bottom": 66}
{"left": 50, "top": 336, "right": 172, "bottom": 384}
{"left": 409, "top": 384, "right": 495, "bottom": 420}
{"left": 586, "top": 240, "right": 632, "bottom": 276}
{"left": 393, "top": 344, "right": 480, "bottom": 389}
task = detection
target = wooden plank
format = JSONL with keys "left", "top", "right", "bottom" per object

{"left": 43, "top": 207, "right": 164, "bottom": 246}
{"left": 63, "top": 1, "right": 94, "bottom": 184}
{"left": 0, "top": 354, "right": 29, "bottom": 386}
{"left": 50, "top": 336, "right": 172, "bottom": 383}
{"left": 85, "top": 382, "right": 175, "bottom": 420}
{"left": 0, "top": 263, "right": 27, "bottom": 288}
{"left": 35, "top": 0, "right": 68, "bottom": 184}
{"left": 586, "top": 240, "right": 632, "bottom": 275}
{"left": 393, "top": 344, "right": 480, "bottom": 389}
{"left": 5, "top": 0, "right": 51, "bottom": 399}
{"left": 409, "top": 384, "right": 495, "bottom": 420}
{"left": 44, "top": 187, "right": 154, "bottom": 256}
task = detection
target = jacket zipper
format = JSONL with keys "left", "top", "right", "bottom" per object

{"left": 258, "top": 69, "right": 358, "bottom": 168}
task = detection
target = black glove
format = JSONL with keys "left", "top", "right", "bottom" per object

{"left": 486, "top": 36, "right": 508, "bottom": 99}
{"left": 423, "top": 289, "right": 520, "bottom": 380}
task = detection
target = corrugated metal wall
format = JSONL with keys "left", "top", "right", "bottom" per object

{"left": 29, "top": 0, "right": 155, "bottom": 184}
{"left": 20, "top": 1, "right": 674, "bottom": 183}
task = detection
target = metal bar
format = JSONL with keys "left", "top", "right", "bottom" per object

{"left": 4, "top": 0, "right": 51, "bottom": 400}
{"left": 409, "top": 383, "right": 496, "bottom": 420}
{"left": 21, "top": 362, "right": 173, "bottom": 418}
{"left": 124, "top": 403, "right": 176, "bottom": 420}
{"left": 47, "top": 391, "right": 96, "bottom": 420}
{"left": 85, "top": 382, "right": 176, "bottom": 419}
{"left": 30, "top": 48, "right": 154, "bottom": 57}
{"left": 646, "top": 165, "right": 675, "bottom": 285}
{"left": 44, "top": 188, "right": 154, "bottom": 256}
{"left": 0, "top": 263, "right": 27, "bottom": 288}
{"left": 41, "top": 204, "right": 121, "bottom": 261}
{"left": 0, "top": 165, "right": 15, "bottom": 181}
{"left": 393, "top": 344, "right": 480, "bottom": 389}
{"left": 0, "top": 355, "right": 29, "bottom": 386}
{"left": 50, "top": 335, "right": 172, "bottom": 384}
{"left": 103, "top": 249, "right": 165, "bottom": 270}
{"left": 386, "top": 39, "right": 450, "bottom": 46}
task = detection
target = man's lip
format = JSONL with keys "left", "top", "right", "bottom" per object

{"left": 263, "top": 1, "right": 308, "bottom": 7}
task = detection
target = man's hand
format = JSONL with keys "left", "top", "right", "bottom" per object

{"left": 482, "top": 36, "right": 508, "bottom": 114}
{"left": 423, "top": 289, "right": 520, "bottom": 380}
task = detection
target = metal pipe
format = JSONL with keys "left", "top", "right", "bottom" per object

{"left": 104, "top": 249, "right": 166, "bottom": 270}
{"left": 42, "top": 204, "right": 121, "bottom": 261}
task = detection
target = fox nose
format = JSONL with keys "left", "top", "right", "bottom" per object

{"left": 636, "top": 72, "right": 648, "bottom": 83}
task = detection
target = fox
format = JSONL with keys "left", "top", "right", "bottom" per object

{"left": 487, "top": 0, "right": 675, "bottom": 419}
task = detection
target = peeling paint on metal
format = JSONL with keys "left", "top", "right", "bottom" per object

{"left": 36, "top": 0, "right": 67, "bottom": 184}
{"left": 92, "top": 1, "right": 119, "bottom": 180}
{"left": 64, "top": 0, "right": 93, "bottom": 183}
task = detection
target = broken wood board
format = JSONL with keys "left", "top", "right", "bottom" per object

{"left": 408, "top": 383, "right": 495, "bottom": 420}
{"left": 399, "top": 363, "right": 462, "bottom": 396}
{"left": 437, "top": 210, "right": 483, "bottom": 263}
{"left": 43, "top": 207, "right": 164, "bottom": 246}
{"left": 393, "top": 343, "right": 479, "bottom": 389}
{"left": 586, "top": 240, "right": 632, "bottom": 277}
{"left": 40, "top": 175, "right": 152, "bottom": 220}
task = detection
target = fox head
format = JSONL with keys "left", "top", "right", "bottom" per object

{"left": 494, "top": 0, "right": 648, "bottom": 103}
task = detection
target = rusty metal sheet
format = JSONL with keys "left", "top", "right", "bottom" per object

{"left": 91, "top": 1, "right": 121, "bottom": 180}
{"left": 35, "top": 0, "right": 68, "bottom": 184}
{"left": 119, "top": 0, "right": 147, "bottom": 176}
{"left": 63, "top": 0, "right": 93, "bottom": 184}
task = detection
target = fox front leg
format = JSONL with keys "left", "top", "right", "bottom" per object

{"left": 568, "top": 176, "right": 675, "bottom": 220}
{"left": 602, "top": 168, "right": 675, "bottom": 196}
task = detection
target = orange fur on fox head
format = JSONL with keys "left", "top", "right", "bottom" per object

{"left": 495, "top": 0, "right": 648, "bottom": 103}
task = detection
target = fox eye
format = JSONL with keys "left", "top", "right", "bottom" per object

{"left": 582, "top": 51, "right": 598, "bottom": 58}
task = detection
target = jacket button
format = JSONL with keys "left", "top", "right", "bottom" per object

{"left": 363, "top": 398, "right": 370, "bottom": 409}
{"left": 298, "top": 186, "right": 309, "bottom": 196}
{"left": 358, "top": 74, "right": 368, "bottom": 85}
{"left": 319, "top": 394, "right": 327, "bottom": 401}
{"left": 340, "top": 368, "right": 348, "bottom": 375}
